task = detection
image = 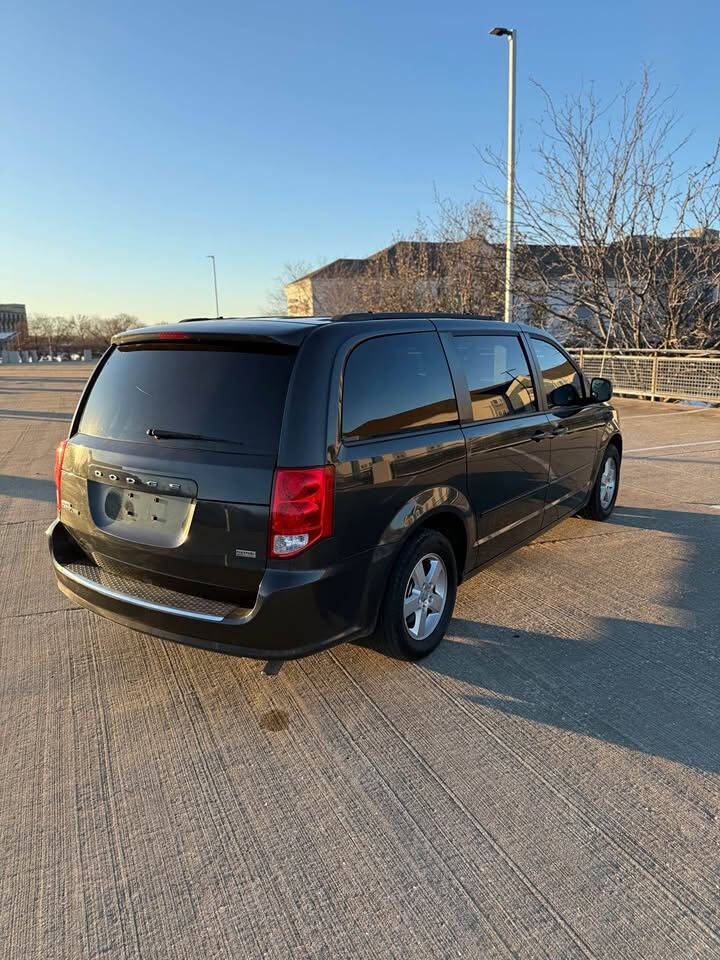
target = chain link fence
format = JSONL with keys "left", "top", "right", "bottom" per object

{"left": 568, "top": 349, "right": 720, "bottom": 404}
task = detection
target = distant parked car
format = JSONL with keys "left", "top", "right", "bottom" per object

{"left": 48, "top": 313, "right": 621, "bottom": 661}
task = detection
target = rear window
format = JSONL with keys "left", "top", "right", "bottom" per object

{"left": 78, "top": 344, "right": 294, "bottom": 454}
{"left": 341, "top": 332, "right": 458, "bottom": 441}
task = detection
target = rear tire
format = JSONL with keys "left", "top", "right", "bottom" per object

{"left": 377, "top": 529, "right": 457, "bottom": 660}
{"left": 581, "top": 444, "right": 620, "bottom": 521}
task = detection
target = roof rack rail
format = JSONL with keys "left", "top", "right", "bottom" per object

{"left": 178, "top": 315, "right": 331, "bottom": 324}
{"left": 329, "top": 311, "right": 501, "bottom": 323}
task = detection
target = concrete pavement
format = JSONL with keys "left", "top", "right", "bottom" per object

{"left": 1, "top": 364, "right": 719, "bottom": 959}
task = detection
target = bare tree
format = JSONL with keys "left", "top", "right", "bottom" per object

{"left": 275, "top": 197, "right": 504, "bottom": 318}
{"left": 25, "top": 314, "right": 55, "bottom": 354}
{"left": 263, "top": 260, "right": 328, "bottom": 315}
{"left": 482, "top": 69, "right": 720, "bottom": 348}
{"left": 350, "top": 197, "right": 504, "bottom": 316}
{"left": 27, "top": 314, "right": 75, "bottom": 355}
{"left": 27, "top": 312, "right": 140, "bottom": 355}
{"left": 105, "top": 314, "right": 140, "bottom": 340}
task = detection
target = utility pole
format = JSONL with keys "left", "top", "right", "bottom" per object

{"left": 490, "top": 26, "right": 517, "bottom": 323}
{"left": 207, "top": 255, "right": 220, "bottom": 317}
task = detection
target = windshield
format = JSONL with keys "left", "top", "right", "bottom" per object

{"left": 78, "top": 344, "right": 295, "bottom": 454}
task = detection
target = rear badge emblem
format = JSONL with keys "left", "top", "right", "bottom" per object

{"left": 235, "top": 549, "right": 257, "bottom": 559}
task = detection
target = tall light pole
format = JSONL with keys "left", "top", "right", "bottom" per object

{"left": 490, "top": 26, "right": 516, "bottom": 323}
{"left": 206, "top": 255, "right": 220, "bottom": 317}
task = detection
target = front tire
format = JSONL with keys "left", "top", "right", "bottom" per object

{"left": 582, "top": 444, "right": 620, "bottom": 521}
{"left": 377, "top": 529, "right": 457, "bottom": 660}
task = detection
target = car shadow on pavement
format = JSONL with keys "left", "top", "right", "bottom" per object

{"left": 0, "top": 474, "right": 55, "bottom": 502}
{"left": 421, "top": 503, "right": 720, "bottom": 774}
{"left": 0, "top": 375, "right": 89, "bottom": 384}
{"left": 608, "top": 504, "right": 719, "bottom": 625}
{"left": 0, "top": 409, "right": 72, "bottom": 421}
{"left": 427, "top": 617, "right": 720, "bottom": 775}
{"left": 610, "top": 503, "right": 720, "bottom": 536}
{"left": 0, "top": 384, "right": 84, "bottom": 394}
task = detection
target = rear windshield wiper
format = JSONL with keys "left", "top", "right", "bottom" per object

{"left": 146, "top": 427, "right": 243, "bottom": 445}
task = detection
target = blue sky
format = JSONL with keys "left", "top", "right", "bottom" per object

{"left": 2, "top": 0, "right": 719, "bottom": 323}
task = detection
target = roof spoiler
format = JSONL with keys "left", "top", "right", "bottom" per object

{"left": 112, "top": 325, "right": 303, "bottom": 350}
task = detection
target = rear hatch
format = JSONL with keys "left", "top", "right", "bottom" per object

{"left": 59, "top": 333, "right": 297, "bottom": 605}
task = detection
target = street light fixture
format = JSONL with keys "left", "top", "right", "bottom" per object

{"left": 206, "top": 255, "right": 220, "bottom": 318}
{"left": 490, "top": 26, "right": 517, "bottom": 324}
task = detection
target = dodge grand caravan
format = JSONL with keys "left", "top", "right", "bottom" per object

{"left": 48, "top": 313, "right": 621, "bottom": 660}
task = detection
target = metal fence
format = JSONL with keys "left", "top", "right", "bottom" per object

{"left": 569, "top": 349, "right": 720, "bottom": 404}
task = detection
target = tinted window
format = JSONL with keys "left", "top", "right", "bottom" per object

{"left": 342, "top": 332, "right": 458, "bottom": 440}
{"left": 78, "top": 344, "right": 295, "bottom": 454}
{"left": 531, "top": 338, "right": 583, "bottom": 407}
{"left": 454, "top": 334, "right": 536, "bottom": 421}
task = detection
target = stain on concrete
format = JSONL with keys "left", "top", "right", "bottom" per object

{"left": 259, "top": 709, "right": 289, "bottom": 732}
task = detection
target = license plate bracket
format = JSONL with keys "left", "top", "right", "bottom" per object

{"left": 87, "top": 480, "right": 195, "bottom": 548}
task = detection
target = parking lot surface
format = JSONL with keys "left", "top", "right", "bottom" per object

{"left": 1, "top": 363, "right": 720, "bottom": 960}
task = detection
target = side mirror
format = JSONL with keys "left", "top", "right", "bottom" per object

{"left": 591, "top": 377, "right": 613, "bottom": 403}
{"left": 548, "top": 383, "right": 581, "bottom": 407}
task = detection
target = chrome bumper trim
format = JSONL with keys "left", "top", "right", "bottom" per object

{"left": 53, "top": 559, "right": 226, "bottom": 623}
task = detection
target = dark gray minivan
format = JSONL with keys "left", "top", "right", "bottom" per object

{"left": 48, "top": 313, "right": 621, "bottom": 660}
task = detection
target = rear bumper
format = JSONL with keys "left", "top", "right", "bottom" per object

{"left": 47, "top": 520, "right": 392, "bottom": 659}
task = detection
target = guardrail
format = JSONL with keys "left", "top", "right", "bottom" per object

{"left": 569, "top": 349, "right": 720, "bottom": 404}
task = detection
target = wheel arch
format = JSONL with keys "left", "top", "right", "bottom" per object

{"left": 379, "top": 486, "right": 474, "bottom": 584}
{"left": 592, "top": 427, "right": 622, "bottom": 484}
{"left": 607, "top": 431, "right": 623, "bottom": 459}
{"left": 414, "top": 510, "right": 469, "bottom": 584}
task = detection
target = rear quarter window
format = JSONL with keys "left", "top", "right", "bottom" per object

{"left": 341, "top": 332, "right": 458, "bottom": 441}
{"left": 78, "top": 344, "right": 295, "bottom": 454}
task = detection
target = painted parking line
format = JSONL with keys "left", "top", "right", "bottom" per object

{"left": 626, "top": 439, "right": 720, "bottom": 453}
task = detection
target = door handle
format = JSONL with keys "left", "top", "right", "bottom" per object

{"left": 531, "top": 429, "right": 548, "bottom": 442}
{"left": 552, "top": 426, "right": 569, "bottom": 436}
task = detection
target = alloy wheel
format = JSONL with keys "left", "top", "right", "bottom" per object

{"left": 599, "top": 457, "right": 617, "bottom": 509}
{"left": 403, "top": 553, "right": 448, "bottom": 641}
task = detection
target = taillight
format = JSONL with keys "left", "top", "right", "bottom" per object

{"left": 270, "top": 466, "right": 334, "bottom": 558}
{"left": 54, "top": 439, "right": 68, "bottom": 514}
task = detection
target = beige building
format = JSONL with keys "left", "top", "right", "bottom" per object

{"left": 285, "top": 233, "right": 720, "bottom": 350}
{"left": 283, "top": 242, "right": 568, "bottom": 336}
{"left": 283, "top": 242, "right": 482, "bottom": 317}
